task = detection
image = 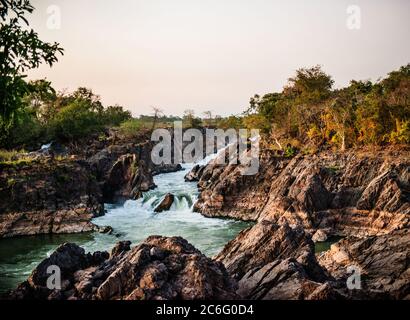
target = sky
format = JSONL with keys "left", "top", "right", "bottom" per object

{"left": 28, "top": 0, "right": 410, "bottom": 117}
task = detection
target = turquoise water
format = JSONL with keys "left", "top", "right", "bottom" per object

{"left": 314, "top": 237, "right": 343, "bottom": 253}
{"left": 0, "top": 159, "right": 252, "bottom": 294}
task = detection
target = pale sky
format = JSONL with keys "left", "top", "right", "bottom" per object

{"left": 28, "top": 0, "right": 410, "bottom": 117}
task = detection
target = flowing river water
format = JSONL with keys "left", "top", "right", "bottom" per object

{"left": 0, "top": 155, "right": 252, "bottom": 293}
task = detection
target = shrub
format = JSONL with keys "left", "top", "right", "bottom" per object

{"left": 284, "top": 145, "right": 297, "bottom": 158}
{"left": 50, "top": 101, "right": 104, "bottom": 140}
{"left": 119, "top": 119, "right": 142, "bottom": 138}
{"left": 388, "top": 119, "right": 410, "bottom": 144}
{"left": 0, "top": 149, "right": 19, "bottom": 162}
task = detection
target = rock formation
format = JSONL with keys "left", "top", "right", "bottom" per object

{"left": 0, "top": 130, "right": 183, "bottom": 238}
{"left": 87, "top": 142, "right": 157, "bottom": 203}
{"left": 0, "top": 159, "right": 104, "bottom": 238}
{"left": 194, "top": 149, "right": 285, "bottom": 221}
{"left": 184, "top": 164, "right": 205, "bottom": 182}
{"left": 154, "top": 193, "right": 175, "bottom": 213}
{"left": 215, "top": 220, "right": 336, "bottom": 300}
{"left": 194, "top": 147, "right": 410, "bottom": 237}
{"left": 7, "top": 236, "right": 238, "bottom": 300}
{"left": 189, "top": 147, "right": 410, "bottom": 299}
{"left": 317, "top": 229, "right": 410, "bottom": 299}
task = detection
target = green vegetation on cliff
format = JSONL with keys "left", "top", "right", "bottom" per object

{"left": 223, "top": 64, "right": 410, "bottom": 152}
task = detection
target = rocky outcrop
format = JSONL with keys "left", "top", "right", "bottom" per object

{"left": 7, "top": 236, "right": 238, "bottom": 300}
{"left": 154, "top": 194, "right": 175, "bottom": 213}
{"left": 318, "top": 229, "right": 410, "bottom": 299}
{"left": 215, "top": 221, "right": 336, "bottom": 300}
{"left": 0, "top": 129, "right": 187, "bottom": 238}
{"left": 195, "top": 148, "right": 410, "bottom": 237}
{"left": 152, "top": 163, "right": 183, "bottom": 175}
{"left": 87, "top": 142, "right": 157, "bottom": 203}
{"left": 184, "top": 164, "right": 205, "bottom": 182}
{"left": 192, "top": 146, "right": 410, "bottom": 300}
{"left": 194, "top": 150, "right": 287, "bottom": 221}
{"left": 0, "top": 159, "right": 104, "bottom": 238}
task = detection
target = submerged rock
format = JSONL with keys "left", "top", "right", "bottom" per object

{"left": 152, "top": 163, "right": 182, "bottom": 175}
{"left": 7, "top": 236, "right": 238, "bottom": 300}
{"left": 154, "top": 193, "right": 175, "bottom": 213}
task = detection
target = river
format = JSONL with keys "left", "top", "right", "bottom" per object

{"left": 0, "top": 155, "right": 252, "bottom": 293}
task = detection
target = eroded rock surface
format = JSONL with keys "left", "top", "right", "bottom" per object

{"left": 215, "top": 221, "right": 335, "bottom": 300}
{"left": 0, "top": 159, "right": 104, "bottom": 238}
{"left": 318, "top": 229, "right": 410, "bottom": 299}
{"left": 8, "top": 236, "right": 238, "bottom": 300}
{"left": 195, "top": 148, "right": 410, "bottom": 237}
{"left": 0, "top": 132, "right": 169, "bottom": 237}
{"left": 184, "top": 164, "right": 205, "bottom": 182}
{"left": 87, "top": 142, "right": 156, "bottom": 203}
{"left": 194, "top": 150, "right": 286, "bottom": 221}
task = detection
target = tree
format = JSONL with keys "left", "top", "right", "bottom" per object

{"left": 323, "top": 98, "right": 354, "bottom": 150}
{"left": 183, "top": 109, "right": 202, "bottom": 128}
{"left": 202, "top": 110, "right": 212, "bottom": 126}
{"left": 284, "top": 65, "right": 334, "bottom": 103}
{"left": 103, "top": 105, "right": 132, "bottom": 126}
{"left": 23, "top": 79, "right": 57, "bottom": 123}
{"left": 0, "top": 0, "right": 63, "bottom": 145}
{"left": 51, "top": 100, "right": 103, "bottom": 141}
{"left": 151, "top": 106, "right": 163, "bottom": 130}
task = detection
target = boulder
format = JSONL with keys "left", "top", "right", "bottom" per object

{"left": 110, "top": 241, "right": 131, "bottom": 257}
{"left": 87, "top": 142, "right": 157, "bottom": 203}
{"left": 154, "top": 194, "right": 175, "bottom": 213}
{"left": 152, "top": 163, "right": 182, "bottom": 175}
{"left": 312, "top": 230, "right": 328, "bottom": 243}
{"left": 103, "top": 153, "right": 156, "bottom": 202}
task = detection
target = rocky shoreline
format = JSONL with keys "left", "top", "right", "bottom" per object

{"left": 193, "top": 147, "right": 410, "bottom": 237}
{"left": 1, "top": 139, "right": 409, "bottom": 300}
{"left": 0, "top": 131, "right": 181, "bottom": 238}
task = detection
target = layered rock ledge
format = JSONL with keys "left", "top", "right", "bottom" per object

{"left": 0, "top": 159, "right": 104, "bottom": 238}
{"left": 193, "top": 147, "right": 410, "bottom": 237}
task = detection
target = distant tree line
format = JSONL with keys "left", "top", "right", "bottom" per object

{"left": 1, "top": 1, "right": 408, "bottom": 153}
{"left": 217, "top": 64, "right": 410, "bottom": 153}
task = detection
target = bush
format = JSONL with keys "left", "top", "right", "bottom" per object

{"left": 50, "top": 101, "right": 104, "bottom": 141}
{"left": 284, "top": 145, "right": 297, "bottom": 158}
{"left": 102, "top": 105, "right": 132, "bottom": 126}
{"left": 119, "top": 119, "right": 142, "bottom": 138}
{"left": 0, "top": 149, "right": 19, "bottom": 162}
{"left": 388, "top": 119, "right": 410, "bottom": 144}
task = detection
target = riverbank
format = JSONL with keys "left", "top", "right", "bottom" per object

{"left": 1, "top": 134, "right": 409, "bottom": 299}
{"left": 0, "top": 161, "right": 251, "bottom": 294}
